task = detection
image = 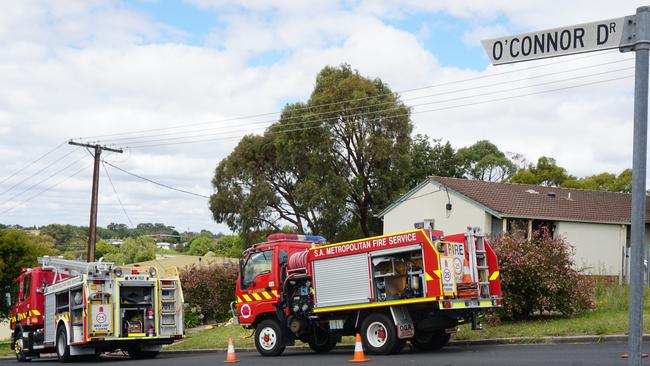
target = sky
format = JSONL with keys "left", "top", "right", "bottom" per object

{"left": 0, "top": 0, "right": 644, "bottom": 234}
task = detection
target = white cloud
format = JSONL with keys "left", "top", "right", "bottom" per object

{"left": 0, "top": 0, "right": 643, "bottom": 233}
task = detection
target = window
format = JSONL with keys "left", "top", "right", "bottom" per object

{"left": 21, "top": 275, "right": 31, "bottom": 301}
{"left": 241, "top": 250, "right": 272, "bottom": 290}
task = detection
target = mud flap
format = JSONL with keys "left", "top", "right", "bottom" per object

{"left": 389, "top": 306, "right": 414, "bottom": 339}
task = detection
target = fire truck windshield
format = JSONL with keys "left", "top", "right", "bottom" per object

{"left": 241, "top": 250, "right": 272, "bottom": 289}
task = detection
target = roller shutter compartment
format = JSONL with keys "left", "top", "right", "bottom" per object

{"left": 313, "top": 253, "right": 371, "bottom": 308}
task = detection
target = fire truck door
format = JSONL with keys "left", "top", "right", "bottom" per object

{"left": 238, "top": 249, "right": 276, "bottom": 321}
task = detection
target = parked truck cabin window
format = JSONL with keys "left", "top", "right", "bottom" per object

{"left": 242, "top": 250, "right": 272, "bottom": 289}
{"left": 21, "top": 274, "right": 31, "bottom": 301}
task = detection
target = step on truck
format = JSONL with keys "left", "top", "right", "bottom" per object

{"left": 6, "top": 257, "right": 184, "bottom": 362}
{"left": 231, "top": 227, "right": 502, "bottom": 356}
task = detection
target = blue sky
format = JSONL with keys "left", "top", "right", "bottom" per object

{"left": 128, "top": 0, "right": 492, "bottom": 69}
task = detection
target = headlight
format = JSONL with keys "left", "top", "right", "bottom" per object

{"left": 114, "top": 268, "right": 123, "bottom": 277}
{"left": 148, "top": 267, "right": 157, "bottom": 277}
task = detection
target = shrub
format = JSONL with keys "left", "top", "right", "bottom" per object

{"left": 492, "top": 229, "right": 595, "bottom": 319}
{"left": 180, "top": 263, "right": 237, "bottom": 323}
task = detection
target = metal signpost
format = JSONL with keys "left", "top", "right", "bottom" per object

{"left": 482, "top": 7, "right": 650, "bottom": 365}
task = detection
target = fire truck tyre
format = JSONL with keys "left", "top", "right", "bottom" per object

{"left": 255, "top": 319, "right": 286, "bottom": 356}
{"left": 360, "top": 313, "right": 398, "bottom": 355}
{"left": 13, "top": 329, "right": 29, "bottom": 362}
{"left": 128, "top": 346, "right": 159, "bottom": 359}
{"left": 308, "top": 332, "right": 337, "bottom": 353}
{"left": 410, "top": 329, "right": 451, "bottom": 351}
{"left": 55, "top": 327, "right": 71, "bottom": 363}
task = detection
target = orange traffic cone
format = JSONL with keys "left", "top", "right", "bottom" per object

{"left": 462, "top": 258, "right": 472, "bottom": 283}
{"left": 349, "top": 333, "right": 369, "bottom": 363}
{"left": 223, "top": 337, "right": 240, "bottom": 363}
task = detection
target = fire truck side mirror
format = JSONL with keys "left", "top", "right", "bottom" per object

{"left": 4, "top": 292, "right": 11, "bottom": 308}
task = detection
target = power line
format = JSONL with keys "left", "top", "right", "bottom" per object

{"left": 0, "top": 141, "right": 67, "bottom": 186}
{"left": 102, "top": 160, "right": 211, "bottom": 199}
{"left": 0, "top": 147, "right": 82, "bottom": 198}
{"left": 0, "top": 163, "right": 92, "bottom": 216}
{"left": 117, "top": 67, "right": 633, "bottom": 147}
{"left": 78, "top": 49, "right": 625, "bottom": 141}
{"left": 124, "top": 74, "right": 633, "bottom": 149}
{"left": 101, "top": 160, "right": 134, "bottom": 227}
{"left": 3, "top": 153, "right": 88, "bottom": 204}
{"left": 97, "top": 58, "right": 633, "bottom": 145}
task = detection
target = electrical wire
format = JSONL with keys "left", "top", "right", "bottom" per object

{"left": 2, "top": 153, "right": 88, "bottom": 203}
{"left": 78, "top": 49, "right": 625, "bottom": 141}
{"left": 102, "top": 160, "right": 211, "bottom": 199}
{"left": 0, "top": 141, "right": 68, "bottom": 185}
{"left": 101, "top": 160, "right": 134, "bottom": 227}
{"left": 125, "top": 74, "right": 633, "bottom": 149}
{"left": 0, "top": 163, "right": 92, "bottom": 216}
{"left": 0, "top": 147, "right": 82, "bottom": 197}
{"left": 117, "top": 67, "right": 633, "bottom": 147}
{"left": 97, "top": 58, "right": 633, "bottom": 145}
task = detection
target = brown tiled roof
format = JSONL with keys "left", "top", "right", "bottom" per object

{"left": 430, "top": 176, "right": 650, "bottom": 224}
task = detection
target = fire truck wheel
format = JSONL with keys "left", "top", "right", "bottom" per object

{"left": 13, "top": 330, "right": 29, "bottom": 362}
{"left": 308, "top": 331, "right": 337, "bottom": 353}
{"left": 410, "top": 329, "right": 451, "bottom": 351}
{"left": 361, "top": 313, "right": 398, "bottom": 355}
{"left": 55, "top": 327, "right": 71, "bottom": 363}
{"left": 128, "top": 347, "right": 159, "bottom": 359}
{"left": 255, "top": 319, "right": 286, "bottom": 356}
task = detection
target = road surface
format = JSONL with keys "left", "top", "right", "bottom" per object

{"left": 2, "top": 342, "right": 649, "bottom": 366}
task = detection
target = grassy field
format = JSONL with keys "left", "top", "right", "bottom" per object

{"left": 167, "top": 283, "right": 650, "bottom": 350}
{"left": 0, "top": 342, "right": 12, "bottom": 357}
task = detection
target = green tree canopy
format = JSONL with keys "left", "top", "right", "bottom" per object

{"left": 103, "top": 236, "right": 156, "bottom": 264}
{"left": 510, "top": 156, "right": 572, "bottom": 186}
{"left": 0, "top": 229, "right": 57, "bottom": 318}
{"left": 406, "top": 134, "right": 462, "bottom": 187}
{"left": 187, "top": 235, "right": 217, "bottom": 256}
{"left": 456, "top": 140, "right": 516, "bottom": 182}
{"left": 211, "top": 64, "right": 413, "bottom": 241}
{"left": 562, "top": 169, "right": 632, "bottom": 192}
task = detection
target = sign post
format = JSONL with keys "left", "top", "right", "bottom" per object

{"left": 482, "top": 7, "right": 650, "bottom": 365}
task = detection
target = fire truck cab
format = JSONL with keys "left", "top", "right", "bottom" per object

{"left": 7, "top": 257, "right": 184, "bottom": 362}
{"left": 232, "top": 227, "right": 502, "bottom": 356}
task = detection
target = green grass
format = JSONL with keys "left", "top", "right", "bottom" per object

{"left": 0, "top": 342, "right": 12, "bottom": 357}
{"left": 168, "top": 283, "right": 648, "bottom": 350}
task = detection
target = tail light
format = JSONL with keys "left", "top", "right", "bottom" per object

{"left": 147, "top": 324, "right": 155, "bottom": 336}
{"left": 146, "top": 308, "right": 154, "bottom": 319}
{"left": 442, "top": 301, "right": 452, "bottom": 309}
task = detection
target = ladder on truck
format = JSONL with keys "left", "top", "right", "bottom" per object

{"left": 465, "top": 227, "right": 491, "bottom": 298}
{"left": 38, "top": 256, "right": 114, "bottom": 283}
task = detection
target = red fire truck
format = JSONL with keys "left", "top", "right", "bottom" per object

{"left": 6, "top": 257, "right": 184, "bottom": 362}
{"left": 231, "top": 227, "right": 502, "bottom": 356}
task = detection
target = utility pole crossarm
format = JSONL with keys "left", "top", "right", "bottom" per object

{"left": 68, "top": 140, "right": 123, "bottom": 154}
{"left": 68, "top": 140, "right": 124, "bottom": 262}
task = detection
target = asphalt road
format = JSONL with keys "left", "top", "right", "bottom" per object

{"left": 3, "top": 342, "right": 650, "bottom": 366}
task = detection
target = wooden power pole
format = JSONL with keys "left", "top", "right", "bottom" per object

{"left": 69, "top": 141, "right": 123, "bottom": 261}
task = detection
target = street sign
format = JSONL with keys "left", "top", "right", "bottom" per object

{"left": 482, "top": 7, "right": 650, "bottom": 365}
{"left": 482, "top": 17, "right": 625, "bottom": 65}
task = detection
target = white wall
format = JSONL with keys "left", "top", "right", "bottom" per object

{"left": 555, "top": 221, "right": 625, "bottom": 276}
{"left": 382, "top": 182, "right": 491, "bottom": 236}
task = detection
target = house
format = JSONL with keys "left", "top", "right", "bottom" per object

{"left": 378, "top": 176, "right": 650, "bottom": 279}
{"left": 107, "top": 238, "right": 123, "bottom": 246}
{"left": 155, "top": 241, "right": 172, "bottom": 250}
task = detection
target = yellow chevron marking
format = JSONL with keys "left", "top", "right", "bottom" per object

{"left": 236, "top": 296, "right": 242, "bottom": 304}
{"left": 272, "top": 290, "right": 279, "bottom": 297}
{"left": 32, "top": 309, "right": 41, "bottom": 316}
{"left": 251, "top": 293, "right": 262, "bottom": 301}
{"left": 262, "top": 291, "right": 272, "bottom": 300}
{"left": 433, "top": 269, "right": 441, "bottom": 278}
{"left": 489, "top": 271, "right": 499, "bottom": 281}
{"left": 425, "top": 272, "right": 434, "bottom": 281}
{"left": 242, "top": 294, "right": 252, "bottom": 302}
